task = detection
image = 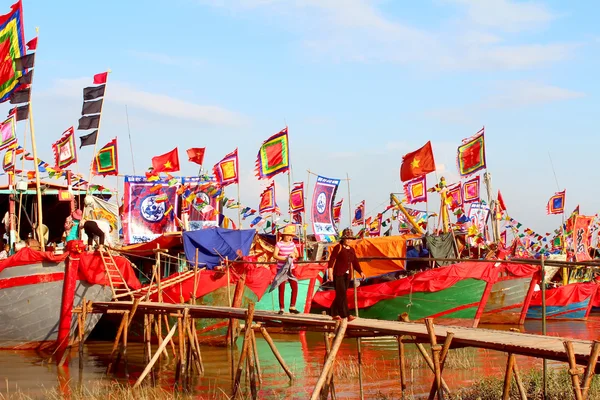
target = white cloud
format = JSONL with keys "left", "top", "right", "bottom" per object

{"left": 39, "top": 78, "right": 246, "bottom": 127}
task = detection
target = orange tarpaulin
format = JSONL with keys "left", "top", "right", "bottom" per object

{"left": 349, "top": 234, "right": 420, "bottom": 277}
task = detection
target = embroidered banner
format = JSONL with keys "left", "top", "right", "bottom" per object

{"left": 572, "top": 215, "right": 593, "bottom": 262}
{"left": 2, "top": 147, "right": 14, "bottom": 172}
{"left": 214, "top": 149, "right": 239, "bottom": 187}
{"left": 352, "top": 200, "right": 365, "bottom": 226}
{"left": 467, "top": 202, "right": 490, "bottom": 247}
{"left": 255, "top": 127, "right": 289, "bottom": 179}
{"left": 463, "top": 175, "right": 480, "bottom": 204}
{"left": 446, "top": 183, "right": 463, "bottom": 209}
{"left": 457, "top": 128, "right": 486, "bottom": 177}
{"left": 0, "top": 115, "right": 16, "bottom": 151}
{"left": 333, "top": 198, "right": 343, "bottom": 224}
{"left": 182, "top": 176, "right": 219, "bottom": 231}
{"left": 404, "top": 176, "right": 427, "bottom": 204}
{"left": 369, "top": 214, "right": 382, "bottom": 237}
{"left": 52, "top": 126, "right": 77, "bottom": 169}
{"left": 311, "top": 175, "right": 340, "bottom": 242}
{"left": 289, "top": 182, "right": 304, "bottom": 214}
{"left": 259, "top": 181, "right": 277, "bottom": 214}
{"left": 547, "top": 190, "right": 566, "bottom": 215}
{"left": 123, "top": 176, "right": 179, "bottom": 244}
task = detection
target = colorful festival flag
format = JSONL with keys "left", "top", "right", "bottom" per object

{"left": 467, "top": 202, "right": 490, "bottom": 247}
{"left": 52, "top": 126, "right": 77, "bottom": 169}
{"left": 0, "top": 1, "right": 25, "bottom": 103}
{"left": 25, "top": 36, "right": 36, "bottom": 51}
{"left": 572, "top": 215, "right": 593, "bottom": 261}
{"left": 463, "top": 175, "right": 480, "bottom": 204}
{"left": 352, "top": 201, "right": 365, "bottom": 226}
{"left": 2, "top": 146, "right": 14, "bottom": 172}
{"left": 311, "top": 175, "right": 340, "bottom": 242}
{"left": 93, "top": 71, "right": 108, "bottom": 85}
{"left": 152, "top": 147, "right": 180, "bottom": 173}
{"left": 403, "top": 175, "right": 427, "bottom": 204}
{"left": 186, "top": 147, "right": 206, "bottom": 165}
{"left": 369, "top": 214, "right": 382, "bottom": 237}
{"left": 79, "top": 130, "right": 97, "bottom": 148}
{"left": 400, "top": 141, "right": 436, "bottom": 182}
{"left": 8, "top": 86, "right": 29, "bottom": 104}
{"left": 8, "top": 104, "right": 27, "bottom": 121}
{"left": 546, "top": 190, "right": 565, "bottom": 215}
{"left": 289, "top": 182, "right": 305, "bottom": 214}
{"left": 259, "top": 181, "right": 277, "bottom": 214}
{"left": 457, "top": 127, "right": 486, "bottom": 177}
{"left": 182, "top": 176, "right": 219, "bottom": 230}
{"left": 214, "top": 148, "right": 239, "bottom": 187}
{"left": 333, "top": 198, "right": 343, "bottom": 224}
{"left": 92, "top": 138, "right": 118, "bottom": 176}
{"left": 0, "top": 115, "right": 16, "bottom": 150}
{"left": 497, "top": 190, "right": 507, "bottom": 212}
{"left": 446, "top": 183, "right": 463, "bottom": 209}
{"left": 255, "top": 127, "right": 290, "bottom": 179}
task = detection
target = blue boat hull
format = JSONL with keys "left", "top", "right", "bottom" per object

{"left": 526, "top": 298, "right": 591, "bottom": 320}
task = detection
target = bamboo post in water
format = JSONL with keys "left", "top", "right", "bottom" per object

{"left": 350, "top": 264, "right": 364, "bottom": 400}
{"left": 564, "top": 340, "right": 584, "bottom": 400}
{"left": 428, "top": 331, "right": 454, "bottom": 400}
{"left": 582, "top": 340, "right": 600, "bottom": 399}
{"left": 424, "top": 318, "right": 443, "bottom": 400}
{"left": 250, "top": 328, "right": 262, "bottom": 386}
{"left": 259, "top": 326, "right": 294, "bottom": 381}
{"left": 321, "top": 327, "right": 337, "bottom": 400}
{"left": 232, "top": 303, "right": 255, "bottom": 398}
{"left": 311, "top": 318, "right": 348, "bottom": 400}
{"left": 541, "top": 254, "right": 547, "bottom": 399}
{"left": 106, "top": 311, "right": 127, "bottom": 374}
{"left": 133, "top": 322, "right": 178, "bottom": 389}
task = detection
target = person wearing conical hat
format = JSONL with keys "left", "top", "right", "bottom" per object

{"left": 327, "top": 228, "right": 365, "bottom": 321}
{"left": 272, "top": 224, "right": 300, "bottom": 314}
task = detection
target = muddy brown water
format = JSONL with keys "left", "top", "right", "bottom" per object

{"left": 1, "top": 316, "right": 599, "bottom": 399}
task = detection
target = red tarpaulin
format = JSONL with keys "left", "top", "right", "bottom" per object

{"left": 0, "top": 247, "right": 68, "bottom": 274}
{"left": 76, "top": 252, "right": 142, "bottom": 289}
{"left": 312, "top": 261, "right": 539, "bottom": 309}
{"left": 531, "top": 282, "right": 599, "bottom": 307}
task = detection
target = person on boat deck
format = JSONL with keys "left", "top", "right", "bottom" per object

{"left": 65, "top": 210, "right": 82, "bottom": 243}
{"left": 272, "top": 224, "right": 300, "bottom": 315}
{"left": 327, "top": 228, "right": 366, "bottom": 321}
{"left": 79, "top": 217, "right": 107, "bottom": 251}
{"left": 0, "top": 243, "right": 9, "bottom": 259}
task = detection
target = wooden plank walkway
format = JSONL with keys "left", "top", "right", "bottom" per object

{"left": 90, "top": 301, "right": 600, "bottom": 369}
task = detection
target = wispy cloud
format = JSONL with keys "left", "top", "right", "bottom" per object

{"left": 128, "top": 51, "right": 205, "bottom": 67}
{"left": 40, "top": 78, "right": 246, "bottom": 127}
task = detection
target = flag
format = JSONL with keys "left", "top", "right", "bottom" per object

{"left": 13, "top": 53, "right": 34, "bottom": 70}
{"left": 289, "top": 182, "right": 304, "bottom": 213}
{"left": 497, "top": 190, "right": 506, "bottom": 212}
{"left": 446, "top": 183, "right": 463, "bottom": 209}
{"left": 17, "top": 69, "right": 31, "bottom": 85}
{"left": 0, "top": 115, "right": 16, "bottom": 150}
{"left": 404, "top": 176, "right": 427, "bottom": 204}
{"left": 186, "top": 147, "right": 205, "bottom": 165}
{"left": 369, "top": 214, "right": 382, "bottom": 237}
{"left": 9, "top": 87, "right": 29, "bottom": 104}
{"left": 214, "top": 149, "right": 239, "bottom": 187}
{"left": 2, "top": 147, "right": 14, "bottom": 172}
{"left": 333, "top": 199, "right": 343, "bottom": 224}
{"left": 352, "top": 201, "right": 365, "bottom": 226}
{"left": 0, "top": 1, "right": 25, "bottom": 103}
{"left": 463, "top": 176, "right": 480, "bottom": 203}
{"left": 79, "top": 130, "right": 97, "bottom": 148}
{"left": 52, "top": 127, "right": 77, "bottom": 169}
{"left": 83, "top": 84, "right": 105, "bottom": 100}
{"left": 8, "top": 104, "right": 27, "bottom": 121}
{"left": 546, "top": 190, "right": 565, "bottom": 215}
{"left": 259, "top": 182, "right": 277, "bottom": 214}
{"left": 311, "top": 175, "right": 340, "bottom": 242}
{"left": 152, "top": 148, "right": 180, "bottom": 173}
{"left": 457, "top": 127, "right": 486, "bottom": 177}
{"left": 25, "top": 37, "right": 37, "bottom": 51}
{"left": 572, "top": 215, "right": 593, "bottom": 261}
{"left": 77, "top": 115, "right": 100, "bottom": 130}
{"left": 255, "top": 127, "right": 290, "bottom": 179}
{"left": 93, "top": 72, "right": 108, "bottom": 84}
{"left": 81, "top": 98, "right": 103, "bottom": 115}
{"left": 92, "top": 138, "right": 118, "bottom": 176}
{"left": 400, "top": 141, "right": 436, "bottom": 181}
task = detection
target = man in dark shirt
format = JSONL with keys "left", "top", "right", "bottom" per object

{"left": 327, "top": 228, "right": 366, "bottom": 320}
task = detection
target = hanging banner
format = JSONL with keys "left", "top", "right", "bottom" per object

{"left": 123, "top": 176, "right": 179, "bottom": 244}
{"left": 467, "top": 202, "right": 490, "bottom": 247}
{"left": 181, "top": 176, "right": 218, "bottom": 231}
{"left": 83, "top": 194, "right": 120, "bottom": 245}
{"left": 311, "top": 175, "right": 340, "bottom": 242}
{"left": 572, "top": 215, "right": 593, "bottom": 262}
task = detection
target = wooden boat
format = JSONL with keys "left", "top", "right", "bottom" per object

{"left": 526, "top": 282, "right": 598, "bottom": 320}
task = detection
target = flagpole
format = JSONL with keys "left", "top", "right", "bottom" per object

{"left": 346, "top": 173, "right": 352, "bottom": 230}
{"left": 236, "top": 183, "right": 241, "bottom": 229}
{"left": 304, "top": 171, "right": 310, "bottom": 258}
{"left": 87, "top": 69, "right": 111, "bottom": 194}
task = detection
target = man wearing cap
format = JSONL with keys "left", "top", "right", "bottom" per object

{"left": 327, "top": 228, "right": 365, "bottom": 321}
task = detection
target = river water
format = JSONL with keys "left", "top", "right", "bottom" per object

{"left": 1, "top": 316, "right": 599, "bottom": 399}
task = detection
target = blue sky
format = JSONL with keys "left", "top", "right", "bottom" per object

{"left": 5, "top": 0, "right": 600, "bottom": 234}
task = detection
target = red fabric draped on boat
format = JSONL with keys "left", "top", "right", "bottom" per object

{"left": 76, "top": 252, "right": 142, "bottom": 289}
{"left": 150, "top": 257, "right": 327, "bottom": 304}
{"left": 0, "top": 247, "right": 68, "bottom": 274}
{"left": 312, "top": 261, "right": 540, "bottom": 309}
{"left": 530, "top": 282, "right": 599, "bottom": 307}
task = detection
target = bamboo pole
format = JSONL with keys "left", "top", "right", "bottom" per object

{"left": 310, "top": 318, "right": 348, "bottom": 400}
{"left": 541, "top": 254, "right": 547, "bottom": 399}
{"left": 106, "top": 311, "right": 127, "bottom": 374}
{"left": 581, "top": 340, "right": 600, "bottom": 399}
{"left": 502, "top": 353, "right": 517, "bottom": 400}
{"left": 424, "top": 318, "right": 443, "bottom": 400}
{"left": 27, "top": 94, "right": 45, "bottom": 246}
{"left": 512, "top": 357, "right": 528, "bottom": 400}
{"left": 350, "top": 263, "right": 364, "bottom": 400}
{"left": 237, "top": 182, "right": 241, "bottom": 228}
{"left": 321, "top": 326, "right": 337, "bottom": 400}
{"left": 250, "top": 328, "right": 262, "bottom": 386}
{"left": 397, "top": 335, "right": 407, "bottom": 391}
{"left": 133, "top": 321, "right": 178, "bottom": 389}
{"left": 232, "top": 303, "right": 255, "bottom": 398}
{"left": 259, "top": 326, "right": 294, "bottom": 381}
{"left": 564, "top": 340, "right": 584, "bottom": 400}
{"left": 428, "top": 332, "right": 454, "bottom": 400}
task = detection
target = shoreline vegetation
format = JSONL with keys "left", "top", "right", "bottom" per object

{"left": 0, "top": 366, "right": 597, "bottom": 400}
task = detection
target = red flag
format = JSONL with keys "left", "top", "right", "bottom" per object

{"left": 93, "top": 72, "right": 108, "bottom": 84}
{"left": 497, "top": 190, "right": 506, "bottom": 212}
{"left": 186, "top": 147, "right": 205, "bottom": 165}
{"left": 400, "top": 141, "right": 436, "bottom": 181}
{"left": 152, "top": 148, "right": 180, "bottom": 173}
{"left": 26, "top": 37, "right": 37, "bottom": 51}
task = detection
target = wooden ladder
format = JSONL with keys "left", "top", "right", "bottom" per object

{"left": 100, "top": 248, "right": 134, "bottom": 301}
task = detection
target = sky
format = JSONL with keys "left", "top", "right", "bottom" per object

{"left": 4, "top": 0, "right": 600, "bottom": 234}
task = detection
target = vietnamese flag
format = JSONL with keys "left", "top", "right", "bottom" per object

{"left": 400, "top": 141, "right": 435, "bottom": 181}
{"left": 186, "top": 147, "right": 205, "bottom": 165}
{"left": 152, "top": 148, "right": 180, "bottom": 173}
{"left": 93, "top": 72, "right": 108, "bottom": 84}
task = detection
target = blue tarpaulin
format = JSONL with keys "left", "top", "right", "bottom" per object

{"left": 183, "top": 227, "right": 256, "bottom": 269}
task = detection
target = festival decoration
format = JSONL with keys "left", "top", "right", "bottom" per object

{"left": 403, "top": 175, "right": 427, "bottom": 204}
{"left": 92, "top": 138, "right": 118, "bottom": 176}
{"left": 78, "top": 72, "right": 107, "bottom": 132}
{"left": 457, "top": 127, "right": 486, "bottom": 177}
{"left": 572, "top": 215, "right": 593, "bottom": 262}
{"left": 352, "top": 200, "right": 365, "bottom": 226}
{"left": 311, "top": 175, "right": 340, "bottom": 242}
{"left": 79, "top": 130, "right": 97, "bottom": 148}
{"left": 152, "top": 147, "right": 180, "bottom": 173}
{"left": 289, "top": 182, "right": 304, "bottom": 213}
{"left": 255, "top": 127, "right": 289, "bottom": 179}
{"left": 52, "top": 127, "right": 77, "bottom": 169}
{"left": 497, "top": 190, "right": 507, "bottom": 212}
{"left": 446, "top": 182, "right": 463, "bottom": 209}
{"left": 467, "top": 202, "right": 490, "bottom": 247}
{"left": 369, "top": 214, "right": 382, "bottom": 237}
{"left": 83, "top": 195, "right": 120, "bottom": 245}
{"left": 259, "top": 181, "right": 277, "bottom": 214}
{"left": 333, "top": 198, "right": 343, "bottom": 224}
{"left": 0, "top": 1, "right": 25, "bottom": 103}
{"left": 7, "top": 104, "right": 27, "bottom": 121}
{"left": 214, "top": 148, "right": 239, "bottom": 187}
{"left": 181, "top": 176, "right": 219, "bottom": 230}
{"left": 463, "top": 175, "right": 480, "bottom": 204}
{"left": 2, "top": 146, "right": 14, "bottom": 172}
{"left": 400, "top": 141, "right": 435, "bottom": 181}
{"left": 0, "top": 115, "right": 16, "bottom": 150}
{"left": 186, "top": 147, "right": 205, "bottom": 165}
{"left": 546, "top": 190, "right": 566, "bottom": 215}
